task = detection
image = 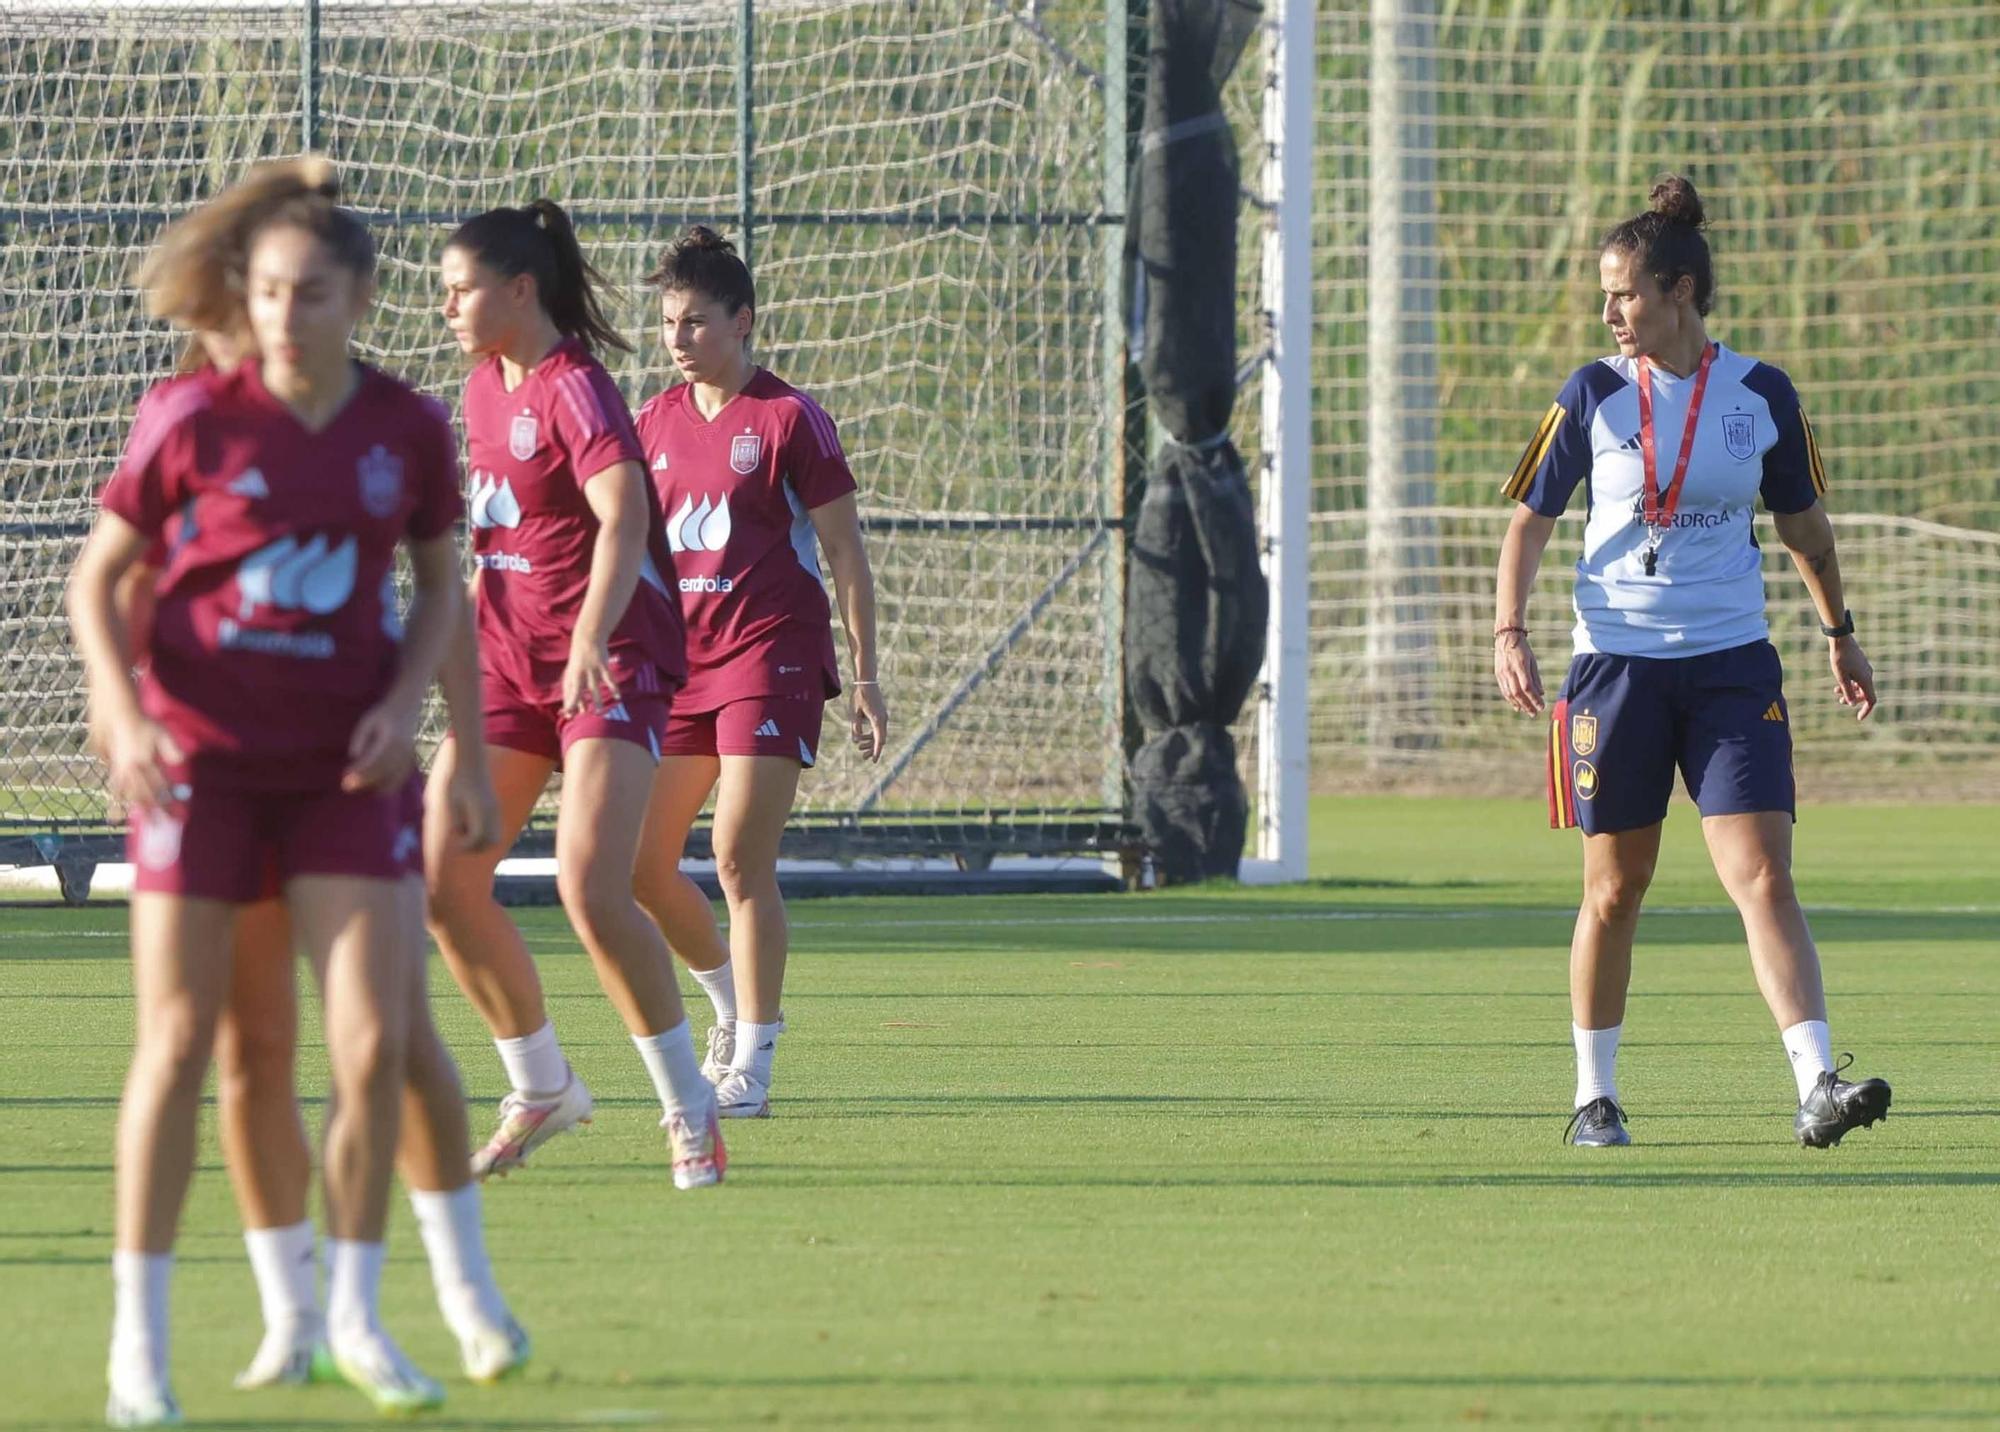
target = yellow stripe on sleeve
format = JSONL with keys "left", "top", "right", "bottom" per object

{"left": 1802, "top": 411, "right": 1827, "bottom": 495}
{"left": 1504, "top": 401, "right": 1566, "bottom": 502}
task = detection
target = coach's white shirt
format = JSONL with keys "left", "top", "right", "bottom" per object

{"left": 1505, "top": 342, "right": 1827, "bottom": 659}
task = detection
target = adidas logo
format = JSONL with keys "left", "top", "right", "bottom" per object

{"left": 753, "top": 718, "right": 782, "bottom": 738}
{"left": 652, "top": 452, "right": 670, "bottom": 471}
{"left": 227, "top": 468, "right": 269, "bottom": 499}
{"left": 602, "top": 703, "right": 630, "bottom": 723}
{"left": 1762, "top": 702, "right": 1785, "bottom": 723}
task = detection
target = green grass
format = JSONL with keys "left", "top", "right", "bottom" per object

{"left": 2, "top": 796, "right": 1996, "bottom": 1428}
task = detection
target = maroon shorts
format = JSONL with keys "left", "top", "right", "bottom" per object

{"left": 480, "top": 667, "right": 668, "bottom": 768}
{"left": 660, "top": 694, "right": 825, "bottom": 767}
{"left": 129, "top": 774, "right": 421, "bottom": 903}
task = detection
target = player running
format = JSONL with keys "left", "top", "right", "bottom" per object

{"left": 631, "top": 226, "right": 886, "bottom": 1118}
{"left": 425, "top": 200, "right": 723, "bottom": 1186}
{"left": 1492, "top": 174, "right": 1891, "bottom": 1151}
{"left": 71, "top": 162, "right": 482, "bottom": 1424}
{"left": 94, "top": 163, "right": 530, "bottom": 1411}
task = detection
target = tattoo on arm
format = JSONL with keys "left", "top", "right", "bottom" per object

{"left": 1805, "top": 548, "right": 1833, "bottom": 576}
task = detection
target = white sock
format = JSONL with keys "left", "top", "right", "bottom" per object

{"left": 242, "top": 1220, "right": 320, "bottom": 1336}
{"left": 688, "top": 959, "right": 737, "bottom": 1025}
{"left": 1782, "top": 1018, "right": 1835, "bottom": 1103}
{"left": 632, "top": 1020, "right": 709, "bottom": 1115}
{"left": 493, "top": 1021, "right": 569, "bottom": 1100}
{"left": 110, "top": 1250, "right": 173, "bottom": 1387}
{"left": 1573, "top": 1023, "right": 1621, "bottom": 1108}
{"left": 325, "top": 1238, "right": 386, "bottom": 1340}
{"left": 732, "top": 1019, "right": 783, "bottom": 1084}
{"left": 410, "top": 1185, "right": 509, "bottom": 1332}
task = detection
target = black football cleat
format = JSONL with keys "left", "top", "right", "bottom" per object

{"left": 1794, "top": 1055, "right": 1891, "bottom": 1149}
{"left": 1564, "top": 1096, "right": 1631, "bottom": 1147}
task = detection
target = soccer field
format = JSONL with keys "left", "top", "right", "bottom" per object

{"left": 2, "top": 797, "right": 1996, "bottom": 1429}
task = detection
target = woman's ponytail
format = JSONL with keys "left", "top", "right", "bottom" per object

{"left": 447, "top": 198, "right": 630, "bottom": 355}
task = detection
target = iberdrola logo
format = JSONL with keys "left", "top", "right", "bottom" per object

{"left": 667, "top": 493, "right": 732, "bottom": 554}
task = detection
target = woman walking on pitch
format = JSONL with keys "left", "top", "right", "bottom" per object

{"left": 425, "top": 200, "right": 724, "bottom": 1186}
{"left": 631, "top": 226, "right": 886, "bottom": 1118}
{"left": 1492, "top": 174, "right": 1890, "bottom": 1150}
{"left": 96, "top": 163, "right": 529, "bottom": 1408}
{"left": 71, "top": 163, "right": 480, "bottom": 1423}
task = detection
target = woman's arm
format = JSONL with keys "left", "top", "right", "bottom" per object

{"left": 566, "top": 460, "right": 651, "bottom": 716}
{"left": 1493, "top": 504, "right": 1560, "bottom": 716}
{"left": 344, "top": 533, "right": 465, "bottom": 790}
{"left": 1773, "top": 501, "right": 1876, "bottom": 720}
{"left": 68, "top": 513, "right": 180, "bottom": 805}
{"left": 808, "top": 491, "right": 887, "bottom": 762}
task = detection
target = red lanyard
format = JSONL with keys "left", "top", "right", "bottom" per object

{"left": 1636, "top": 342, "right": 1716, "bottom": 537}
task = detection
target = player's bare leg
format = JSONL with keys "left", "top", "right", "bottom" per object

{"left": 291, "top": 873, "right": 441, "bottom": 1414}
{"left": 426, "top": 742, "right": 593, "bottom": 1177}
{"left": 559, "top": 737, "right": 722, "bottom": 1187}
{"left": 708, "top": 754, "right": 803, "bottom": 1118}
{"left": 424, "top": 742, "right": 554, "bottom": 1039}
{"left": 393, "top": 880, "right": 530, "bottom": 1381}
{"left": 1702, "top": 811, "right": 1888, "bottom": 1146}
{"left": 634, "top": 753, "right": 737, "bottom": 1078}
{"left": 1563, "top": 824, "right": 1660, "bottom": 1146}
{"left": 211, "top": 901, "right": 322, "bottom": 1389}
{"left": 108, "top": 893, "right": 236, "bottom": 1423}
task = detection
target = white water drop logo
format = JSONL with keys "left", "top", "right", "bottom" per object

{"left": 667, "top": 493, "right": 732, "bottom": 553}
{"left": 236, "top": 533, "right": 359, "bottom": 619}
{"left": 468, "top": 473, "right": 523, "bottom": 530}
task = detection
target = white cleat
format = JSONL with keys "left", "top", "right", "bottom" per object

{"left": 233, "top": 1320, "right": 324, "bottom": 1389}
{"left": 700, "top": 1021, "right": 736, "bottom": 1085}
{"left": 710, "top": 1065, "right": 771, "bottom": 1119}
{"left": 471, "top": 1069, "right": 593, "bottom": 1180}
{"left": 664, "top": 1094, "right": 728, "bottom": 1189}
{"left": 327, "top": 1326, "right": 445, "bottom": 1415}
{"left": 105, "top": 1381, "right": 181, "bottom": 1429}
{"left": 456, "top": 1312, "right": 532, "bottom": 1384}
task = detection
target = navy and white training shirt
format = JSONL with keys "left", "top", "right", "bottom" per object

{"left": 1504, "top": 342, "right": 1827, "bottom": 659}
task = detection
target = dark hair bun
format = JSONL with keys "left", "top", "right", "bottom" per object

{"left": 679, "top": 224, "right": 737, "bottom": 256}
{"left": 1649, "top": 174, "right": 1706, "bottom": 228}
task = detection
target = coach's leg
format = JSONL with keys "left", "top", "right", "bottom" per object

{"left": 1566, "top": 824, "right": 1660, "bottom": 1127}
{"left": 212, "top": 900, "right": 325, "bottom": 1385}
{"left": 633, "top": 755, "right": 736, "bottom": 1035}
{"left": 1702, "top": 810, "right": 1842, "bottom": 1105}
{"left": 1572, "top": 824, "right": 1661, "bottom": 1028}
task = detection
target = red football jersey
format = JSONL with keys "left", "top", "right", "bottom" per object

{"left": 635, "top": 369, "right": 857, "bottom": 713}
{"left": 98, "top": 361, "right": 462, "bottom": 791}
{"left": 461, "top": 338, "right": 685, "bottom": 704}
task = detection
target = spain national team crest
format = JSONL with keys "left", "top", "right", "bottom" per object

{"left": 356, "top": 444, "right": 404, "bottom": 518}
{"left": 509, "top": 413, "right": 539, "bottom": 461}
{"left": 1571, "top": 712, "right": 1598, "bottom": 757}
{"left": 730, "top": 432, "right": 762, "bottom": 475}
{"left": 1722, "top": 412, "right": 1756, "bottom": 461}
{"left": 1572, "top": 760, "right": 1600, "bottom": 800}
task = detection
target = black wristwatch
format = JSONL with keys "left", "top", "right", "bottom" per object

{"left": 1820, "top": 609, "right": 1856, "bottom": 639}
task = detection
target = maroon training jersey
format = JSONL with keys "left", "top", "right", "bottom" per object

{"left": 461, "top": 338, "right": 685, "bottom": 705}
{"left": 98, "top": 361, "right": 462, "bottom": 792}
{"left": 635, "top": 369, "right": 857, "bottom": 713}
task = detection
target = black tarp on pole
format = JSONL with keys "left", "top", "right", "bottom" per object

{"left": 1124, "top": 0, "right": 1268, "bottom": 884}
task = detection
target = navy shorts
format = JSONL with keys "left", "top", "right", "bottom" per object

{"left": 1548, "top": 640, "right": 1794, "bottom": 835}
